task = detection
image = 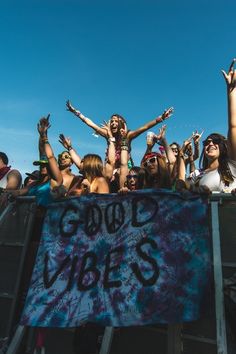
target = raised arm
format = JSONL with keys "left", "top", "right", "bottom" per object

{"left": 192, "top": 131, "right": 203, "bottom": 161}
{"left": 59, "top": 134, "right": 82, "bottom": 170}
{"left": 119, "top": 129, "right": 129, "bottom": 188}
{"left": 100, "top": 121, "right": 116, "bottom": 179}
{"left": 66, "top": 100, "right": 108, "bottom": 138}
{"left": 156, "top": 125, "right": 176, "bottom": 165}
{"left": 222, "top": 59, "right": 236, "bottom": 160}
{"left": 127, "top": 107, "right": 173, "bottom": 141}
{"left": 38, "top": 116, "right": 62, "bottom": 187}
{"left": 185, "top": 143, "right": 196, "bottom": 174}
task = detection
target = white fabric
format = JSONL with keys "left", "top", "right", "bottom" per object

{"left": 191, "top": 159, "right": 236, "bottom": 192}
{"left": 0, "top": 170, "right": 10, "bottom": 188}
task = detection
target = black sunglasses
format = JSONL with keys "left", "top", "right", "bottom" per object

{"left": 203, "top": 138, "right": 222, "bottom": 147}
{"left": 127, "top": 174, "right": 138, "bottom": 180}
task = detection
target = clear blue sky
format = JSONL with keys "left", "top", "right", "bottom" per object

{"left": 0, "top": 0, "right": 235, "bottom": 176}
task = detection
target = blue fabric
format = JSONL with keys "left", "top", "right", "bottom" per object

{"left": 21, "top": 189, "right": 211, "bottom": 327}
{"left": 28, "top": 180, "right": 53, "bottom": 207}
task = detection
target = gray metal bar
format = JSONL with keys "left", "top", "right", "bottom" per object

{"left": 211, "top": 201, "right": 228, "bottom": 354}
{"left": 0, "top": 202, "right": 16, "bottom": 227}
{"left": 99, "top": 327, "right": 114, "bottom": 354}
{"left": 182, "top": 333, "right": 216, "bottom": 345}
{"left": 6, "top": 325, "right": 26, "bottom": 354}
{"left": 167, "top": 324, "right": 182, "bottom": 354}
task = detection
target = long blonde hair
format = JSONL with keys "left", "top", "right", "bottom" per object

{"left": 82, "top": 154, "right": 104, "bottom": 182}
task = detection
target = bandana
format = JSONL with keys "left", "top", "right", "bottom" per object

{"left": 0, "top": 166, "right": 11, "bottom": 181}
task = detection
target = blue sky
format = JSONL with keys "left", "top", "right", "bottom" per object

{"left": 0, "top": 0, "right": 235, "bottom": 176}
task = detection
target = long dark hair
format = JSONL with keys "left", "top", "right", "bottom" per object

{"left": 141, "top": 153, "right": 171, "bottom": 189}
{"left": 199, "top": 133, "right": 234, "bottom": 185}
{"left": 127, "top": 166, "right": 146, "bottom": 190}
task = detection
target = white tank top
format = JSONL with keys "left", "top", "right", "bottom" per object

{"left": 0, "top": 170, "right": 10, "bottom": 188}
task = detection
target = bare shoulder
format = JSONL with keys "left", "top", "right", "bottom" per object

{"left": 6, "top": 169, "right": 22, "bottom": 189}
{"left": 8, "top": 169, "right": 21, "bottom": 178}
{"left": 94, "top": 176, "right": 109, "bottom": 193}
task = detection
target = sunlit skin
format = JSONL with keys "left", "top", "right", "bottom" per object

{"left": 145, "top": 157, "right": 158, "bottom": 176}
{"left": 58, "top": 152, "right": 72, "bottom": 169}
{"left": 110, "top": 116, "right": 119, "bottom": 134}
{"left": 127, "top": 170, "right": 139, "bottom": 191}
{"left": 204, "top": 139, "right": 220, "bottom": 161}
{"left": 170, "top": 144, "right": 179, "bottom": 157}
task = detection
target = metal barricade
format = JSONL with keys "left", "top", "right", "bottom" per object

{"left": 3, "top": 194, "right": 236, "bottom": 354}
{"left": 0, "top": 197, "right": 36, "bottom": 343}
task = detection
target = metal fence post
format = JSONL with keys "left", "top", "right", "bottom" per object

{"left": 211, "top": 200, "right": 228, "bottom": 354}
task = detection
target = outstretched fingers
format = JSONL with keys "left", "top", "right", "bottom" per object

{"left": 229, "top": 58, "right": 236, "bottom": 73}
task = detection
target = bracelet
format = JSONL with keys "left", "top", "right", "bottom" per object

{"left": 121, "top": 137, "right": 129, "bottom": 147}
{"left": 48, "top": 156, "right": 55, "bottom": 160}
{"left": 156, "top": 116, "right": 163, "bottom": 123}
{"left": 68, "top": 146, "right": 73, "bottom": 151}
{"left": 121, "top": 145, "right": 129, "bottom": 151}
{"left": 43, "top": 140, "right": 49, "bottom": 144}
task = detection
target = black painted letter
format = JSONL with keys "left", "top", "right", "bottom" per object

{"left": 104, "top": 246, "right": 123, "bottom": 289}
{"left": 78, "top": 252, "right": 100, "bottom": 291}
{"left": 84, "top": 204, "right": 102, "bottom": 236}
{"left": 105, "top": 202, "right": 125, "bottom": 234}
{"left": 130, "top": 238, "right": 159, "bottom": 286}
{"left": 59, "top": 206, "right": 81, "bottom": 238}
{"left": 43, "top": 252, "right": 71, "bottom": 289}
{"left": 132, "top": 196, "right": 158, "bottom": 227}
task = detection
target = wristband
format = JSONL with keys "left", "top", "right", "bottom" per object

{"left": 121, "top": 137, "right": 129, "bottom": 148}
{"left": 68, "top": 146, "right": 73, "bottom": 151}
{"left": 121, "top": 146, "right": 129, "bottom": 151}
{"left": 156, "top": 116, "right": 163, "bottom": 123}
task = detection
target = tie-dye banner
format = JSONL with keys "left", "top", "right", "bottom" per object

{"left": 21, "top": 190, "right": 211, "bottom": 327}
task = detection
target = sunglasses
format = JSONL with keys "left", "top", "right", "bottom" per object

{"left": 59, "top": 154, "right": 71, "bottom": 159}
{"left": 143, "top": 156, "right": 157, "bottom": 167}
{"left": 171, "top": 148, "right": 179, "bottom": 152}
{"left": 127, "top": 174, "right": 138, "bottom": 180}
{"left": 203, "top": 138, "right": 222, "bottom": 147}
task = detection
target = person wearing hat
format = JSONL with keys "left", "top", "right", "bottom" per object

{"left": 7, "top": 116, "right": 63, "bottom": 207}
{"left": 23, "top": 170, "right": 40, "bottom": 187}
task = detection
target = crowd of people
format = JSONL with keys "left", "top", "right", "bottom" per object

{"left": 0, "top": 59, "right": 236, "bottom": 354}
{"left": 0, "top": 59, "right": 236, "bottom": 208}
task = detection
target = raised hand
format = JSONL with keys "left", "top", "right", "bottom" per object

{"left": 180, "top": 137, "right": 192, "bottom": 155}
{"left": 37, "top": 114, "right": 50, "bottom": 137}
{"left": 100, "top": 120, "right": 113, "bottom": 138}
{"left": 120, "top": 126, "right": 128, "bottom": 138}
{"left": 161, "top": 107, "right": 174, "bottom": 121}
{"left": 155, "top": 124, "right": 167, "bottom": 142}
{"left": 222, "top": 58, "right": 236, "bottom": 91}
{"left": 192, "top": 130, "right": 204, "bottom": 144}
{"left": 185, "top": 142, "right": 193, "bottom": 157}
{"left": 66, "top": 100, "right": 76, "bottom": 113}
{"left": 59, "top": 134, "right": 72, "bottom": 149}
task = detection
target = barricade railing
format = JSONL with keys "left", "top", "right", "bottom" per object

{"left": 1, "top": 193, "right": 235, "bottom": 354}
{"left": 0, "top": 197, "right": 36, "bottom": 353}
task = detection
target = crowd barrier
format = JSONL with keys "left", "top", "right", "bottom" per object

{"left": 0, "top": 193, "right": 235, "bottom": 354}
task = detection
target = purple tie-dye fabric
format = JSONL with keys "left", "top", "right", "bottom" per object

{"left": 21, "top": 189, "right": 211, "bottom": 327}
